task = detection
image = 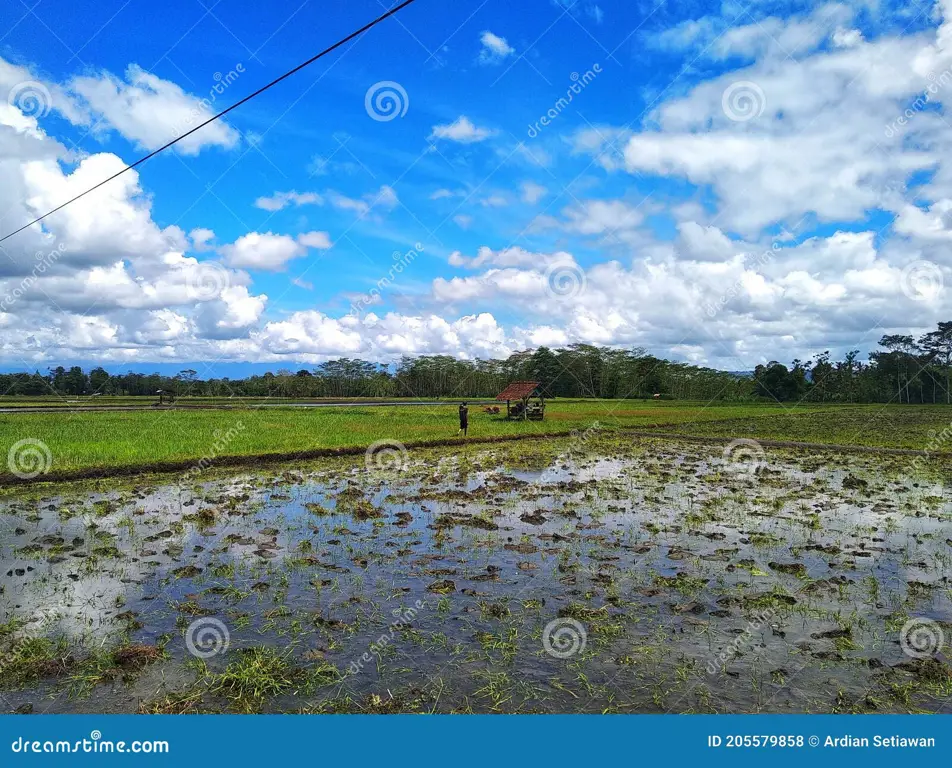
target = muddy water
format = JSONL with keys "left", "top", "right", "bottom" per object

{"left": 1, "top": 437, "right": 950, "bottom": 713}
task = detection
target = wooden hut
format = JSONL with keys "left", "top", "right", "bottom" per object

{"left": 496, "top": 380, "right": 545, "bottom": 421}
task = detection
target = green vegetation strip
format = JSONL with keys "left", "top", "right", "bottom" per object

{"left": 0, "top": 401, "right": 949, "bottom": 485}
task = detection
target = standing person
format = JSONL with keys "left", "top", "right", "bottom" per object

{"left": 457, "top": 401, "right": 469, "bottom": 436}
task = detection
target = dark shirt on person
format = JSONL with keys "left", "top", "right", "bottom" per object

{"left": 458, "top": 404, "right": 468, "bottom": 427}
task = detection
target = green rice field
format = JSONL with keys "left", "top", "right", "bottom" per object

{"left": 0, "top": 399, "right": 950, "bottom": 481}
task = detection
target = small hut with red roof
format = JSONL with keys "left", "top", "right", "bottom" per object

{"left": 496, "top": 380, "right": 545, "bottom": 421}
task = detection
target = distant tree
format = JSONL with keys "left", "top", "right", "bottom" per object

{"left": 64, "top": 366, "right": 87, "bottom": 395}
{"left": 920, "top": 321, "right": 952, "bottom": 404}
{"left": 88, "top": 367, "right": 110, "bottom": 394}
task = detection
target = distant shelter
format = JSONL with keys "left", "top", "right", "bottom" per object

{"left": 496, "top": 380, "right": 544, "bottom": 420}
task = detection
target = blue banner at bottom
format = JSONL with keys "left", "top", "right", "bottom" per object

{"left": 0, "top": 715, "right": 945, "bottom": 766}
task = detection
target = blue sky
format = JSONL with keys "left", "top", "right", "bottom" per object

{"left": 1, "top": 0, "right": 950, "bottom": 376}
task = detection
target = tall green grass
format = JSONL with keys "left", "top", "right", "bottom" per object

{"left": 1, "top": 400, "right": 931, "bottom": 476}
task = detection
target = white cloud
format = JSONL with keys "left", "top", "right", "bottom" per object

{"left": 326, "top": 185, "right": 399, "bottom": 218}
{"left": 0, "top": 95, "right": 269, "bottom": 362}
{"left": 189, "top": 227, "right": 216, "bottom": 252}
{"left": 448, "top": 245, "right": 573, "bottom": 270}
{"left": 478, "top": 31, "right": 515, "bottom": 64}
{"left": 0, "top": 55, "right": 240, "bottom": 156}
{"left": 250, "top": 310, "right": 511, "bottom": 361}
{"left": 674, "top": 222, "right": 738, "bottom": 262}
{"left": 520, "top": 181, "right": 547, "bottom": 204}
{"left": 220, "top": 231, "right": 331, "bottom": 271}
{"left": 6, "top": 8, "right": 952, "bottom": 370}
{"left": 576, "top": 15, "right": 949, "bottom": 235}
{"left": 254, "top": 191, "right": 323, "bottom": 212}
{"left": 68, "top": 64, "right": 239, "bottom": 154}
{"left": 832, "top": 27, "right": 864, "bottom": 48}
{"left": 429, "top": 116, "right": 495, "bottom": 143}
{"left": 195, "top": 286, "right": 267, "bottom": 339}
{"left": 297, "top": 231, "right": 333, "bottom": 249}
{"left": 648, "top": 3, "right": 853, "bottom": 61}
{"left": 560, "top": 199, "right": 645, "bottom": 236}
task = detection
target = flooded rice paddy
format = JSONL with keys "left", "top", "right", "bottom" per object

{"left": 1, "top": 435, "right": 950, "bottom": 714}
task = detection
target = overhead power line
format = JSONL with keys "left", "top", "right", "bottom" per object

{"left": 0, "top": 0, "right": 421, "bottom": 245}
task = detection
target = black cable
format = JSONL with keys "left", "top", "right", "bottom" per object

{"left": 0, "top": 0, "right": 421, "bottom": 244}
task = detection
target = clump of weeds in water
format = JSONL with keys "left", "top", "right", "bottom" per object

{"left": 207, "top": 647, "right": 339, "bottom": 713}
{"left": 0, "top": 636, "right": 73, "bottom": 689}
{"left": 0, "top": 630, "right": 165, "bottom": 697}
{"left": 138, "top": 689, "right": 208, "bottom": 714}
{"left": 209, "top": 648, "right": 300, "bottom": 712}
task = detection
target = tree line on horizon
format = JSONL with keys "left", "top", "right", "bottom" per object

{"left": 1, "top": 323, "right": 950, "bottom": 404}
